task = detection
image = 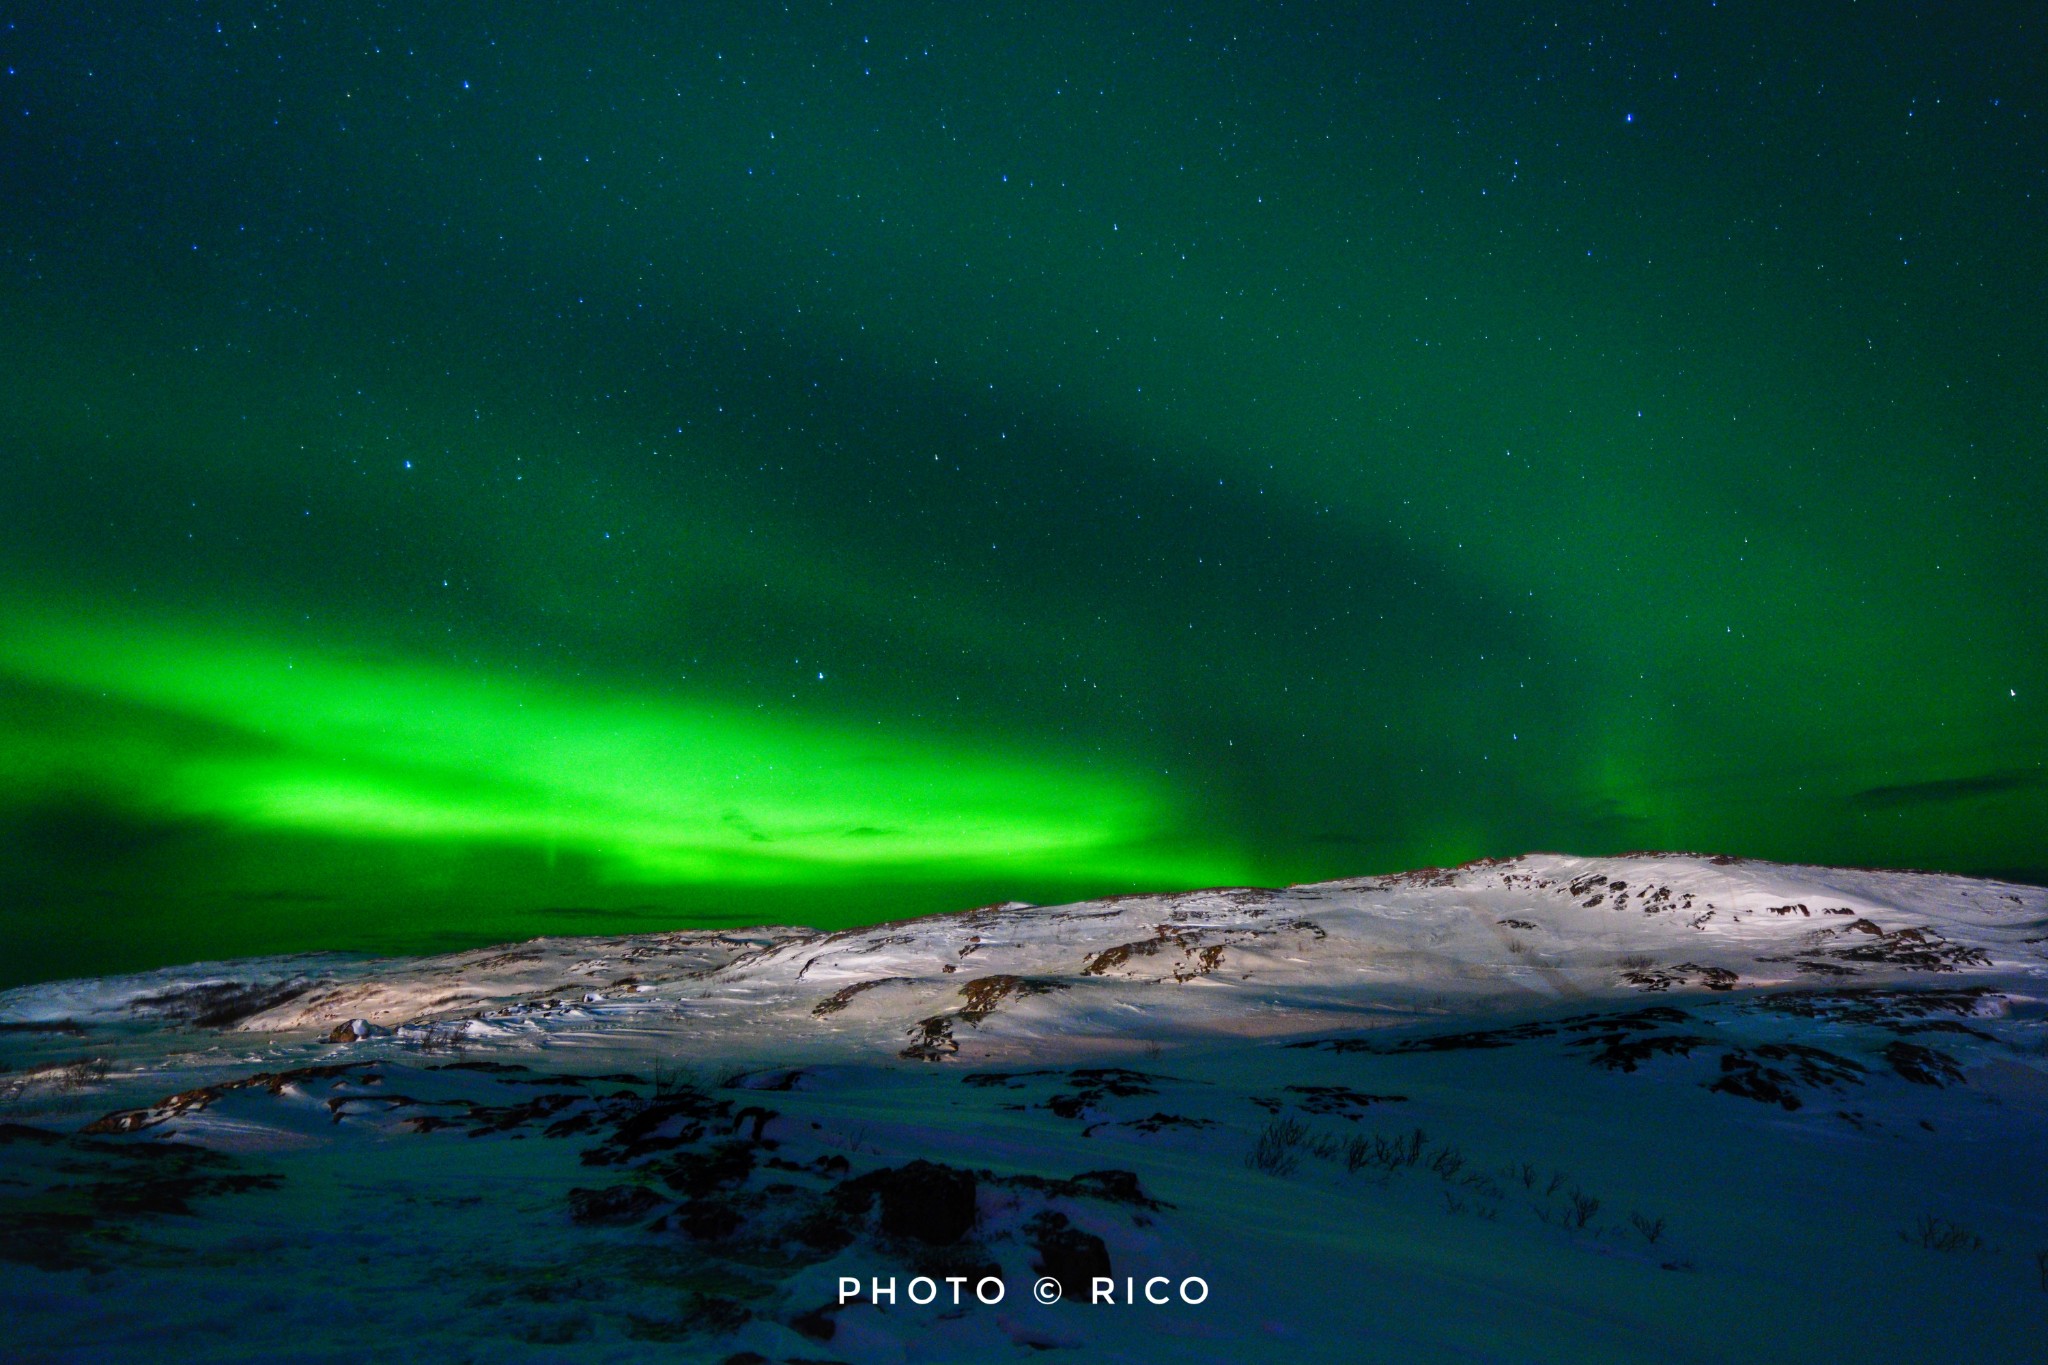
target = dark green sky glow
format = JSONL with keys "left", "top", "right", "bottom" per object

{"left": 3, "top": 4, "right": 2043, "bottom": 985}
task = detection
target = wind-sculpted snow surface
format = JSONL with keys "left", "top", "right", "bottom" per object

{"left": 2, "top": 854, "right": 2046, "bottom": 1361}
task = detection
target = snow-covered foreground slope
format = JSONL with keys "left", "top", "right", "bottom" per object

{"left": 3, "top": 853, "right": 2046, "bottom": 1362}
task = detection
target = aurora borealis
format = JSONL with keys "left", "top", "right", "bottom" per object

{"left": 2, "top": 4, "right": 2043, "bottom": 987}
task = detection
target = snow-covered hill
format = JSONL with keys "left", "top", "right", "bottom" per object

{"left": 10, "top": 852, "right": 2041, "bottom": 1059}
{"left": 3, "top": 854, "right": 2046, "bottom": 1362}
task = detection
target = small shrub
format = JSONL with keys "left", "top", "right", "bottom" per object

{"left": 1347, "top": 1127, "right": 1428, "bottom": 1174}
{"left": 1305, "top": 1132, "right": 1344, "bottom": 1162}
{"left": 1904, "top": 1214, "right": 1983, "bottom": 1253}
{"left": 1630, "top": 1212, "right": 1667, "bottom": 1244}
{"left": 1342, "top": 1135, "right": 1373, "bottom": 1173}
{"left": 1427, "top": 1145, "right": 1467, "bottom": 1180}
{"left": 400, "top": 1025, "right": 468, "bottom": 1056}
{"left": 56, "top": 1057, "right": 111, "bottom": 1090}
{"left": 1247, "top": 1118, "right": 1308, "bottom": 1176}
{"left": 652, "top": 1061, "right": 711, "bottom": 1098}
{"left": 0, "top": 1056, "right": 110, "bottom": 1105}
{"left": 1567, "top": 1189, "right": 1601, "bottom": 1230}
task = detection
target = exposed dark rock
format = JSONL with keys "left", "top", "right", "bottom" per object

{"left": 83, "top": 1062, "right": 377, "bottom": 1134}
{"left": 1751, "top": 1043, "right": 1866, "bottom": 1086}
{"left": 1573, "top": 1034, "right": 1717, "bottom": 1072}
{"left": 1621, "top": 963, "right": 1739, "bottom": 992}
{"left": 88, "top": 1169, "right": 283, "bottom": 1216}
{"left": 1359, "top": 1020, "right": 1561, "bottom": 1053}
{"left": 1883, "top": 1040, "right": 1966, "bottom": 1087}
{"left": 0, "top": 1020, "right": 87, "bottom": 1036}
{"left": 729, "top": 1067, "right": 808, "bottom": 1091}
{"left": 1028, "top": 1210, "right": 1112, "bottom": 1295}
{"left": 1787, "top": 960, "right": 1860, "bottom": 976}
{"left": 1829, "top": 924, "right": 1989, "bottom": 972}
{"left": 1047, "top": 1067, "right": 1163, "bottom": 1116}
{"left": 811, "top": 978, "right": 912, "bottom": 1017}
{"left": 1553, "top": 1006, "right": 1695, "bottom": 1035}
{"left": 659, "top": 1140, "right": 757, "bottom": 1198}
{"left": 1093, "top": 1112, "right": 1218, "bottom": 1136}
{"left": 566, "top": 1184, "right": 665, "bottom": 1225}
{"left": 131, "top": 978, "right": 319, "bottom": 1028}
{"left": 1709, "top": 1058, "right": 1804, "bottom": 1110}
{"left": 957, "top": 974, "right": 1070, "bottom": 1023}
{"left": 790, "top": 1300, "right": 847, "bottom": 1341}
{"left": 1751, "top": 987, "right": 1994, "bottom": 1025}
{"left": 1283, "top": 1084, "right": 1410, "bottom": 1117}
{"left": 670, "top": 1198, "right": 744, "bottom": 1240}
{"left": 0, "top": 1133, "right": 285, "bottom": 1269}
{"left": 833, "top": 1160, "right": 978, "bottom": 1244}
{"left": 581, "top": 1090, "right": 733, "bottom": 1166}
{"left": 1887, "top": 1019, "right": 1994, "bottom": 1040}
{"left": 0, "top": 1208, "right": 102, "bottom": 1271}
{"left": 1082, "top": 927, "right": 1234, "bottom": 981}
{"left": 1708, "top": 1043, "right": 1865, "bottom": 1109}
{"left": 462, "top": 1092, "right": 585, "bottom": 1136}
{"left": 787, "top": 1204, "right": 859, "bottom": 1253}
{"left": 960, "top": 1069, "right": 1058, "bottom": 1089}
{"left": 900, "top": 1016, "right": 958, "bottom": 1061}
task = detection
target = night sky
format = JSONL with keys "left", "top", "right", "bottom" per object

{"left": 3, "top": 4, "right": 2044, "bottom": 987}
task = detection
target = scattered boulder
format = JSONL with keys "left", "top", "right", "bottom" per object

{"left": 1028, "top": 1210, "right": 1112, "bottom": 1294}
{"left": 833, "top": 1159, "right": 978, "bottom": 1245}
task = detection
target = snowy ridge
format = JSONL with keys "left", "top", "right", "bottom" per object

{"left": 8, "top": 853, "right": 2039, "bottom": 1060}
{"left": 4, "top": 853, "right": 2046, "bottom": 1364}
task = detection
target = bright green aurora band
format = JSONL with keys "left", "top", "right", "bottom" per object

{"left": 2, "top": 5, "right": 2043, "bottom": 987}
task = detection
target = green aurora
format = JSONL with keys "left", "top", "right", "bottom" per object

{"left": 2, "top": 4, "right": 2043, "bottom": 986}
